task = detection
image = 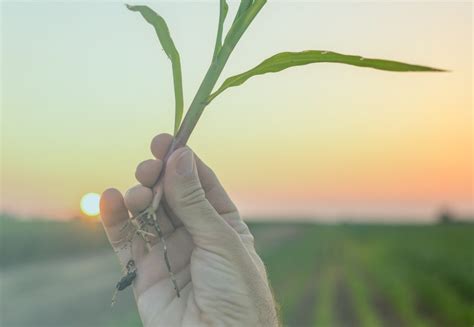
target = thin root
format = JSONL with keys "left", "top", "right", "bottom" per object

{"left": 121, "top": 207, "right": 180, "bottom": 298}
{"left": 151, "top": 212, "right": 180, "bottom": 297}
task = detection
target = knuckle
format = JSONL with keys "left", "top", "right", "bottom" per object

{"left": 177, "top": 183, "right": 206, "bottom": 208}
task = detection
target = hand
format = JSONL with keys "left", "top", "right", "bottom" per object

{"left": 100, "top": 134, "right": 278, "bottom": 327}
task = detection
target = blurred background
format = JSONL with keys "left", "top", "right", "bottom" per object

{"left": 1, "top": 1, "right": 472, "bottom": 326}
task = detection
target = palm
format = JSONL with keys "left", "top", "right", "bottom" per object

{"left": 134, "top": 209, "right": 264, "bottom": 327}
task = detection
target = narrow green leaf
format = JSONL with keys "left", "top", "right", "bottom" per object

{"left": 208, "top": 50, "right": 445, "bottom": 102}
{"left": 126, "top": 4, "right": 184, "bottom": 135}
{"left": 235, "top": 0, "right": 253, "bottom": 21}
{"left": 212, "top": 0, "right": 229, "bottom": 61}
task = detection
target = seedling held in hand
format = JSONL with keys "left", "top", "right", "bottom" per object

{"left": 112, "top": 0, "right": 444, "bottom": 299}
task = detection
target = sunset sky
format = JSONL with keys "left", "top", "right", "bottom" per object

{"left": 1, "top": 1, "right": 472, "bottom": 221}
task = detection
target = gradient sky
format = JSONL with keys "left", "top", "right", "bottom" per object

{"left": 1, "top": 1, "right": 472, "bottom": 221}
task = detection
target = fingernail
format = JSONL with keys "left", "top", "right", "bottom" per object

{"left": 176, "top": 148, "right": 194, "bottom": 176}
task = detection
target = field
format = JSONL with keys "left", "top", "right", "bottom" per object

{"left": 1, "top": 217, "right": 473, "bottom": 327}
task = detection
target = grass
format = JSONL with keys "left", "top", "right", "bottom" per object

{"left": 313, "top": 265, "right": 337, "bottom": 326}
{"left": 1, "top": 217, "right": 473, "bottom": 326}
{"left": 259, "top": 222, "right": 474, "bottom": 326}
{"left": 0, "top": 216, "right": 109, "bottom": 267}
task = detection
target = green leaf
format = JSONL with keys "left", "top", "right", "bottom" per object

{"left": 208, "top": 50, "right": 445, "bottom": 102}
{"left": 235, "top": 0, "right": 253, "bottom": 21}
{"left": 126, "top": 4, "right": 184, "bottom": 135}
{"left": 212, "top": 0, "right": 229, "bottom": 61}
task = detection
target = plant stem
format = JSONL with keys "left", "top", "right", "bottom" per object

{"left": 149, "top": 0, "right": 267, "bottom": 193}
{"left": 173, "top": 54, "right": 227, "bottom": 149}
{"left": 172, "top": 0, "right": 267, "bottom": 151}
{"left": 146, "top": 0, "right": 267, "bottom": 298}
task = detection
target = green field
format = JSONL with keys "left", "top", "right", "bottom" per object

{"left": 1, "top": 217, "right": 473, "bottom": 327}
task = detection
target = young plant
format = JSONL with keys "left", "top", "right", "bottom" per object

{"left": 114, "top": 1, "right": 444, "bottom": 299}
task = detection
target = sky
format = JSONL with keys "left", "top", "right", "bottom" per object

{"left": 1, "top": 1, "right": 472, "bottom": 222}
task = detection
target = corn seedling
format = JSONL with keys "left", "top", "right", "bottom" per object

{"left": 112, "top": 1, "right": 444, "bottom": 300}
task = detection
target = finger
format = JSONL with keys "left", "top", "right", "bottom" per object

{"left": 124, "top": 185, "right": 153, "bottom": 215}
{"left": 163, "top": 147, "right": 242, "bottom": 254}
{"left": 194, "top": 156, "right": 250, "bottom": 235}
{"left": 195, "top": 156, "right": 237, "bottom": 216}
{"left": 101, "top": 188, "right": 129, "bottom": 227}
{"left": 152, "top": 134, "right": 237, "bottom": 217}
{"left": 178, "top": 152, "right": 248, "bottom": 236}
{"left": 125, "top": 184, "right": 175, "bottom": 248}
{"left": 150, "top": 133, "right": 185, "bottom": 227}
{"left": 194, "top": 158, "right": 260, "bottom": 271}
{"left": 152, "top": 132, "right": 246, "bottom": 233}
{"left": 135, "top": 159, "right": 163, "bottom": 188}
{"left": 123, "top": 185, "right": 154, "bottom": 258}
{"left": 100, "top": 188, "right": 132, "bottom": 265}
{"left": 150, "top": 133, "right": 174, "bottom": 160}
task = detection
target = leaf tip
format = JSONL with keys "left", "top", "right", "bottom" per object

{"left": 419, "top": 66, "right": 448, "bottom": 73}
{"left": 125, "top": 4, "right": 139, "bottom": 12}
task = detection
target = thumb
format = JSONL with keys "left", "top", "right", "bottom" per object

{"left": 164, "top": 147, "right": 239, "bottom": 251}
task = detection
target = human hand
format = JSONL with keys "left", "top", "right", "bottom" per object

{"left": 100, "top": 134, "right": 278, "bottom": 326}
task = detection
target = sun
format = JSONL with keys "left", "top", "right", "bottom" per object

{"left": 80, "top": 193, "right": 101, "bottom": 216}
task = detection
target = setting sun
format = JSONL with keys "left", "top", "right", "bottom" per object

{"left": 80, "top": 193, "right": 100, "bottom": 216}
